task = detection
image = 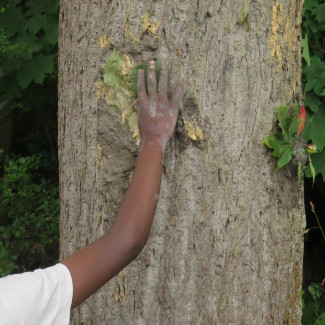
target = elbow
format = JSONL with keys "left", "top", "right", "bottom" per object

{"left": 126, "top": 233, "right": 149, "bottom": 262}
{"left": 120, "top": 227, "right": 150, "bottom": 264}
{"left": 111, "top": 217, "right": 152, "bottom": 265}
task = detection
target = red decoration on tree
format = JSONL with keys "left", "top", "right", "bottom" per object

{"left": 297, "top": 106, "right": 306, "bottom": 135}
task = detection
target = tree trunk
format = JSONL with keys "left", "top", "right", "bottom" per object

{"left": 58, "top": 0, "right": 305, "bottom": 324}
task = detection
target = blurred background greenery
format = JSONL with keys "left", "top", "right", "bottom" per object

{"left": 1, "top": 0, "right": 325, "bottom": 323}
{"left": 0, "top": 0, "right": 59, "bottom": 275}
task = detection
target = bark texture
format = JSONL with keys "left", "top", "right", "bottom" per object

{"left": 58, "top": 0, "right": 305, "bottom": 324}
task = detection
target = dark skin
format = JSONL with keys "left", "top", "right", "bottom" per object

{"left": 62, "top": 61, "right": 184, "bottom": 309}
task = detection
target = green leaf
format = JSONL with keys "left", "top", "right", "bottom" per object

{"left": 303, "top": 0, "right": 318, "bottom": 10}
{"left": 25, "top": 15, "right": 58, "bottom": 45}
{"left": 298, "top": 162, "right": 302, "bottom": 184}
{"left": 303, "top": 109, "right": 325, "bottom": 152}
{"left": 26, "top": 0, "right": 60, "bottom": 16}
{"left": 42, "top": 16, "right": 58, "bottom": 45}
{"left": 305, "top": 150, "right": 325, "bottom": 182}
{"left": 103, "top": 52, "right": 124, "bottom": 90}
{"left": 309, "top": 283, "right": 325, "bottom": 301}
{"left": 289, "top": 101, "right": 300, "bottom": 135}
{"left": 304, "top": 56, "right": 325, "bottom": 95}
{"left": 277, "top": 106, "right": 300, "bottom": 142}
{"left": 128, "top": 61, "right": 162, "bottom": 96}
{"left": 302, "top": 34, "right": 311, "bottom": 66}
{"left": 103, "top": 70, "right": 123, "bottom": 90}
{"left": 305, "top": 91, "right": 321, "bottom": 113}
{"left": 16, "top": 33, "right": 42, "bottom": 52}
{"left": 275, "top": 145, "right": 294, "bottom": 170}
{"left": 301, "top": 289, "right": 305, "bottom": 309}
{"left": 0, "top": 5, "right": 23, "bottom": 38}
{"left": 310, "top": 156, "right": 316, "bottom": 185}
{"left": 317, "top": 314, "right": 325, "bottom": 325}
{"left": 314, "top": 4, "right": 325, "bottom": 23}
{"left": 277, "top": 106, "right": 292, "bottom": 134}
{"left": 17, "top": 54, "right": 55, "bottom": 89}
{"left": 262, "top": 133, "right": 284, "bottom": 150}
{"left": 123, "top": 118, "right": 130, "bottom": 132}
{"left": 263, "top": 106, "right": 298, "bottom": 171}
{"left": 25, "top": 15, "right": 48, "bottom": 35}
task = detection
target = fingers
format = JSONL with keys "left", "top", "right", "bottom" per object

{"left": 137, "top": 61, "right": 184, "bottom": 114}
{"left": 147, "top": 61, "right": 158, "bottom": 98}
{"left": 158, "top": 64, "right": 169, "bottom": 102}
{"left": 171, "top": 78, "right": 184, "bottom": 111}
{"left": 137, "top": 69, "right": 147, "bottom": 104}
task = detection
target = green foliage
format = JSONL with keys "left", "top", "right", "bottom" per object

{"left": 103, "top": 52, "right": 162, "bottom": 96}
{"left": 0, "top": 0, "right": 60, "bottom": 275}
{"left": 304, "top": 109, "right": 325, "bottom": 153}
{"left": 0, "top": 150, "right": 60, "bottom": 274}
{"left": 302, "top": 284, "right": 325, "bottom": 325}
{"left": 127, "top": 60, "right": 162, "bottom": 96}
{"left": 304, "top": 56, "right": 325, "bottom": 96}
{"left": 102, "top": 54, "right": 162, "bottom": 136}
{"left": 302, "top": 0, "right": 325, "bottom": 181}
{"left": 103, "top": 52, "right": 126, "bottom": 91}
{"left": 262, "top": 104, "right": 300, "bottom": 170}
{"left": 301, "top": 2, "right": 325, "bottom": 322}
{"left": 302, "top": 34, "right": 311, "bottom": 67}
{"left": 0, "top": 242, "right": 16, "bottom": 277}
{"left": 298, "top": 161, "right": 303, "bottom": 184}
{"left": 0, "top": 0, "right": 59, "bottom": 101}
{"left": 264, "top": 0, "right": 325, "bottom": 180}
{"left": 306, "top": 150, "right": 325, "bottom": 181}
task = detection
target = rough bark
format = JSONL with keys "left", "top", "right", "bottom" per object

{"left": 58, "top": 0, "right": 305, "bottom": 324}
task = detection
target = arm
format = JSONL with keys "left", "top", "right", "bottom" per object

{"left": 62, "top": 61, "right": 184, "bottom": 309}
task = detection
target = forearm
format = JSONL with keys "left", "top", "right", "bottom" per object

{"left": 113, "top": 139, "right": 164, "bottom": 252}
{"left": 62, "top": 140, "right": 164, "bottom": 308}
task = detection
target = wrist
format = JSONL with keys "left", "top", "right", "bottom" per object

{"left": 139, "top": 135, "right": 169, "bottom": 151}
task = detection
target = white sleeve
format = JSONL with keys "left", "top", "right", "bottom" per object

{"left": 0, "top": 263, "right": 73, "bottom": 325}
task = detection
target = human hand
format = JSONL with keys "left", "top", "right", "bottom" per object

{"left": 136, "top": 61, "right": 184, "bottom": 150}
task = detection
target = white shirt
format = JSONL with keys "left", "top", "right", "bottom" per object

{"left": 0, "top": 263, "right": 73, "bottom": 325}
